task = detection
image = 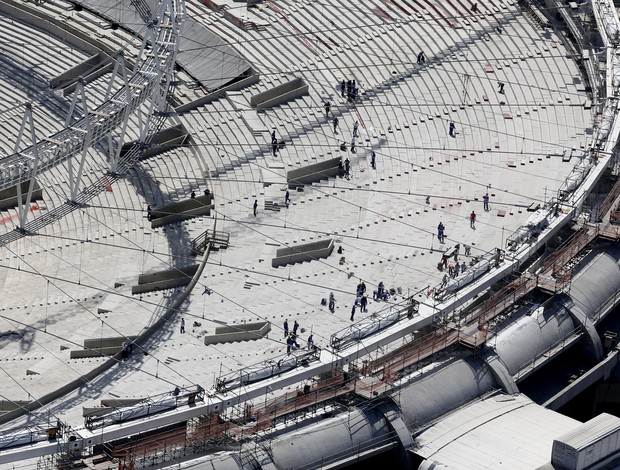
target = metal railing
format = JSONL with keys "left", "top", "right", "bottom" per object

{"left": 191, "top": 226, "right": 229, "bottom": 256}
{"left": 367, "top": 326, "right": 459, "bottom": 376}
{"left": 540, "top": 226, "right": 594, "bottom": 283}
{"left": 215, "top": 348, "right": 321, "bottom": 394}
{"left": 84, "top": 385, "right": 204, "bottom": 430}
{"left": 329, "top": 296, "right": 419, "bottom": 351}
{"left": 474, "top": 275, "right": 537, "bottom": 329}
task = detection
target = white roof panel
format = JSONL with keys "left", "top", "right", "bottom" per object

{"left": 415, "top": 393, "right": 581, "bottom": 470}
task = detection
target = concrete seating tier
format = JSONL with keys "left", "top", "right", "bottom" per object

{"left": 186, "top": 99, "right": 262, "bottom": 179}
{"left": 174, "top": 71, "right": 260, "bottom": 113}
{"left": 0, "top": 0, "right": 597, "bottom": 420}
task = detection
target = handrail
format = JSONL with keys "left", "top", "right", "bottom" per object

{"left": 329, "top": 296, "right": 419, "bottom": 351}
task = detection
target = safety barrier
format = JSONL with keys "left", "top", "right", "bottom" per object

{"left": 271, "top": 238, "right": 334, "bottom": 268}
{"left": 203, "top": 321, "right": 271, "bottom": 345}
{"left": 0, "top": 181, "right": 42, "bottom": 210}
{"left": 190, "top": 228, "right": 229, "bottom": 256}
{"left": 287, "top": 156, "right": 342, "bottom": 189}
{"left": 70, "top": 336, "right": 138, "bottom": 359}
{"left": 150, "top": 194, "right": 213, "bottom": 228}
{"left": 121, "top": 123, "right": 189, "bottom": 160}
{"left": 250, "top": 77, "right": 308, "bottom": 110}
{"left": 132, "top": 264, "right": 199, "bottom": 294}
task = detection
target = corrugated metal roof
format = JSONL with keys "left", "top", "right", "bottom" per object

{"left": 268, "top": 408, "right": 390, "bottom": 469}
{"left": 570, "top": 245, "right": 620, "bottom": 319}
{"left": 188, "top": 452, "right": 241, "bottom": 470}
{"left": 493, "top": 302, "right": 576, "bottom": 376}
{"left": 415, "top": 393, "right": 581, "bottom": 470}
{"left": 392, "top": 357, "right": 496, "bottom": 428}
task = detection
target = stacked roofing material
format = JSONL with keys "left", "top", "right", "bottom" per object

{"left": 552, "top": 413, "right": 620, "bottom": 470}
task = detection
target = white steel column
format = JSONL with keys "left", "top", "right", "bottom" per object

{"left": 154, "top": 0, "right": 179, "bottom": 115}
{"left": 134, "top": 24, "right": 159, "bottom": 143}
{"left": 133, "top": 4, "right": 178, "bottom": 151}
{"left": 65, "top": 78, "right": 93, "bottom": 202}
{"left": 104, "top": 53, "right": 133, "bottom": 173}
{"left": 13, "top": 103, "right": 41, "bottom": 230}
{"left": 137, "top": 25, "right": 161, "bottom": 143}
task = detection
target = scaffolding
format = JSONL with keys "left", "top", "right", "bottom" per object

{"left": 107, "top": 369, "right": 357, "bottom": 469}
{"left": 367, "top": 326, "right": 460, "bottom": 378}
{"left": 362, "top": 221, "right": 620, "bottom": 380}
